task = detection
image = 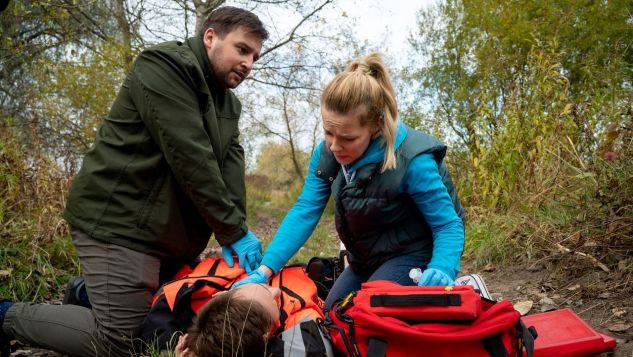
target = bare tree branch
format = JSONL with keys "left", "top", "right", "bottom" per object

{"left": 58, "top": 0, "right": 109, "bottom": 41}
{"left": 260, "top": 0, "right": 332, "bottom": 58}
{"left": 247, "top": 76, "right": 320, "bottom": 90}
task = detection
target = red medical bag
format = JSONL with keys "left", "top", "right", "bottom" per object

{"left": 324, "top": 281, "right": 536, "bottom": 357}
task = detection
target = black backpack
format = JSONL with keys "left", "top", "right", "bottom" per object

{"left": 305, "top": 250, "right": 348, "bottom": 300}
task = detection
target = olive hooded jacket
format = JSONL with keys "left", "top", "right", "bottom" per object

{"left": 64, "top": 36, "right": 249, "bottom": 261}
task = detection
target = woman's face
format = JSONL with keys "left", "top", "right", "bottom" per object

{"left": 322, "top": 106, "right": 379, "bottom": 165}
{"left": 233, "top": 283, "right": 282, "bottom": 325}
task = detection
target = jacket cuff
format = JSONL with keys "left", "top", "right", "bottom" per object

{"left": 261, "top": 253, "right": 286, "bottom": 274}
{"left": 215, "top": 222, "right": 248, "bottom": 246}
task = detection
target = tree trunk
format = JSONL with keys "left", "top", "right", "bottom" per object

{"left": 282, "top": 91, "right": 305, "bottom": 180}
{"left": 113, "top": 0, "right": 133, "bottom": 66}
{"left": 193, "top": 0, "right": 226, "bottom": 35}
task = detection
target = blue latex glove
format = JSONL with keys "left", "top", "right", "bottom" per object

{"left": 221, "top": 231, "right": 262, "bottom": 273}
{"left": 418, "top": 267, "right": 455, "bottom": 286}
{"left": 231, "top": 267, "right": 269, "bottom": 290}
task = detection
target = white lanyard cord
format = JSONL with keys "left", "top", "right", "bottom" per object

{"left": 341, "top": 165, "right": 356, "bottom": 184}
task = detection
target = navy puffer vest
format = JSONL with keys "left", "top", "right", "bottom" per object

{"left": 315, "top": 127, "right": 464, "bottom": 274}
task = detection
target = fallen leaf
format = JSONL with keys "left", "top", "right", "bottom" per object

{"left": 607, "top": 222, "right": 621, "bottom": 234}
{"left": 483, "top": 263, "right": 495, "bottom": 272}
{"left": 491, "top": 293, "right": 504, "bottom": 301}
{"left": 514, "top": 300, "right": 533, "bottom": 316}
{"left": 603, "top": 151, "right": 618, "bottom": 161}
{"left": 611, "top": 308, "right": 627, "bottom": 318}
{"left": 598, "top": 292, "right": 612, "bottom": 299}
{"left": 566, "top": 284, "right": 581, "bottom": 291}
{"left": 539, "top": 297, "right": 557, "bottom": 312}
{"left": 0, "top": 269, "right": 11, "bottom": 279}
{"left": 527, "top": 288, "right": 541, "bottom": 296}
{"left": 527, "top": 264, "right": 542, "bottom": 272}
{"left": 607, "top": 323, "right": 631, "bottom": 332}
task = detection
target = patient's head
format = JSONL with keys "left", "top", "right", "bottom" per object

{"left": 184, "top": 283, "right": 281, "bottom": 357}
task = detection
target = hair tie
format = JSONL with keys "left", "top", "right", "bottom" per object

{"left": 354, "top": 63, "right": 372, "bottom": 76}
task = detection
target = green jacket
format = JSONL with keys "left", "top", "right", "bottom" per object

{"left": 64, "top": 37, "right": 249, "bottom": 261}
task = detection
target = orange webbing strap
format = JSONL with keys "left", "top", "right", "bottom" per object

{"left": 286, "top": 308, "right": 323, "bottom": 329}
{"left": 160, "top": 257, "right": 247, "bottom": 311}
{"left": 272, "top": 265, "right": 325, "bottom": 330}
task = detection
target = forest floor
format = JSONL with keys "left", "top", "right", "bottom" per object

{"left": 8, "top": 258, "right": 632, "bottom": 357}
{"left": 5, "top": 217, "right": 633, "bottom": 356}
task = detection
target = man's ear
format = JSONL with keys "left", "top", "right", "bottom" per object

{"left": 203, "top": 28, "right": 216, "bottom": 49}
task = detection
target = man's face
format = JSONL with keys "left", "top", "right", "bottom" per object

{"left": 203, "top": 26, "right": 263, "bottom": 89}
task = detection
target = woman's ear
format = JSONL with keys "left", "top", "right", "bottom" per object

{"left": 372, "top": 122, "right": 382, "bottom": 138}
{"left": 373, "top": 110, "right": 385, "bottom": 136}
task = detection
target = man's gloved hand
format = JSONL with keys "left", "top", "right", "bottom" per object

{"left": 221, "top": 231, "right": 262, "bottom": 273}
{"left": 417, "top": 267, "right": 455, "bottom": 286}
{"left": 231, "top": 267, "right": 269, "bottom": 290}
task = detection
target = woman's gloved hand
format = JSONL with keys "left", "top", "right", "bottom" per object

{"left": 417, "top": 267, "right": 455, "bottom": 286}
{"left": 231, "top": 266, "right": 270, "bottom": 289}
{"left": 221, "top": 231, "right": 262, "bottom": 273}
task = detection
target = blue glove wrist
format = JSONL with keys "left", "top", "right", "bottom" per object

{"left": 427, "top": 261, "right": 458, "bottom": 281}
{"left": 231, "top": 267, "right": 269, "bottom": 290}
{"left": 418, "top": 267, "right": 455, "bottom": 286}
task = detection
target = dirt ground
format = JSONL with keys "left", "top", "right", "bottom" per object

{"left": 6, "top": 255, "right": 632, "bottom": 356}
{"left": 461, "top": 257, "right": 633, "bottom": 357}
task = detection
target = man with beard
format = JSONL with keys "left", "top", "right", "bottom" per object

{"left": 1, "top": 6, "right": 268, "bottom": 356}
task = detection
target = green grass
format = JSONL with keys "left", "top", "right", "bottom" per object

{"left": 287, "top": 216, "right": 340, "bottom": 264}
{"left": 464, "top": 213, "right": 520, "bottom": 265}
{"left": 0, "top": 235, "right": 78, "bottom": 302}
{"left": 141, "top": 333, "right": 182, "bottom": 357}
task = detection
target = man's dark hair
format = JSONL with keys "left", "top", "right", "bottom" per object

{"left": 200, "top": 6, "right": 269, "bottom": 41}
{"left": 185, "top": 289, "right": 274, "bottom": 356}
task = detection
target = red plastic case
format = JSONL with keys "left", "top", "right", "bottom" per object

{"left": 522, "top": 308, "right": 617, "bottom": 357}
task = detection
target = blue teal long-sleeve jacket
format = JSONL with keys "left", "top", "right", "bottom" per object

{"left": 261, "top": 122, "right": 464, "bottom": 278}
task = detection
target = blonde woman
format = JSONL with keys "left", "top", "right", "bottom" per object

{"left": 235, "top": 52, "right": 465, "bottom": 313}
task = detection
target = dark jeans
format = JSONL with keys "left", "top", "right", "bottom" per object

{"left": 323, "top": 255, "right": 429, "bottom": 314}
{"left": 2, "top": 228, "right": 160, "bottom": 356}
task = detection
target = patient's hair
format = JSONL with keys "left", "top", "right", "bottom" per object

{"left": 185, "top": 289, "right": 274, "bottom": 357}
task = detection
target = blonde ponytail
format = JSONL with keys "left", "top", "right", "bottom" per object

{"left": 321, "top": 52, "right": 398, "bottom": 172}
